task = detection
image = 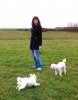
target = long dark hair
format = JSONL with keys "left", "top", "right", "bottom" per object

{"left": 31, "top": 16, "right": 41, "bottom": 28}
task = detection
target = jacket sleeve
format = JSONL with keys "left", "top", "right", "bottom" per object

{"left": 38, "top": 27, "right": 42, "bottom": 46}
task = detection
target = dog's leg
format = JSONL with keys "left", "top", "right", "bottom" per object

{"left": 55, "top": 70, "right": 58, "bottom": 75}
{"left": 18, "top": 88, "right": 21, "bottom": 91}
{"left": 17, "top": 84, "right": 23, "bottom": 91}
{"left": 16, "top": 84, "right": 20, "bottom": 90}
{"left": 64, "top": 67, "right": 66, "bottom": 74}
{"left": 16, "top": 85, "right": 19, "bottom": 90}
{"left": 18, "top": 86, "right": 22, "bottom": 91}
{"left": 34, "top": 83, "right": 40, "bottom": 86}
{"left": 59, "top": 69, "right": 62, "bottom": 76}
{"left": 16, "top": 83, "right": 21, "bottom": 90}
{"left": 59, "top": 72, "right": 62, "bottom": 76}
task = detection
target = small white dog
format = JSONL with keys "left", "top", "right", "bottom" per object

{"left": 16, "top": 74, "right": 40, "bottom": 91}
{"left": 50, "top": 59, "right": 66, "bottom": 76}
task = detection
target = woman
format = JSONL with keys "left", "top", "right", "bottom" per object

{"left": 30, "top": 16, "right": 44, "bottom": 70}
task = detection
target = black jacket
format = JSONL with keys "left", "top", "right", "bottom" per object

{"left": 30, "top": 26, "right": 42, "bottom": 50}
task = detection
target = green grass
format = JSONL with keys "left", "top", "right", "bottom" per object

{"left": 0, "top": 30, "right": 78, "bottom": 100}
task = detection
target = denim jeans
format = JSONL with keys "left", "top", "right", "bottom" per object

{"left": 32, "top": 50, "right": 43, "bottom": 69}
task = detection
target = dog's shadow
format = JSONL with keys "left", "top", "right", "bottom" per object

{"left": 17, "top": 86, "right": 39, "bottom": 92}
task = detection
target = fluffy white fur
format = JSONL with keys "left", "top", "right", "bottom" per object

{"left": 50, "top": 59, "right": 66, "bottom": 76}
{"left": 16, "top": 74, "right": 40, "bottom": 91}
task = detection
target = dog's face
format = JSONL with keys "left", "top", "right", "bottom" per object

{"left": 30, "top": 74, "right": 37, "bottom": 80}
{"left": 33, "top": 74, "right": 37, "bottom": 79}
{"left": 50, "top": 64, "right": 56, "bottom": 69}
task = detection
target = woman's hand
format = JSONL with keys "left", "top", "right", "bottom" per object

{"left": 39, "top": 46, "right": 42, "bottom": 50}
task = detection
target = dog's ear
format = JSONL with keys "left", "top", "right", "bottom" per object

{"left": 50, "top": 64, "right": 52, "bottom": 68}
{"left": 17, "top": 77, "right": 21, "bottom": 81}
{"left": 33, "top": 74, "right": 36, "bottom": 77}
{"left": 17, "top": 77, "right": 20, "bottom": 79}
{"left": 30, "top": 74, "right": 33, "bottom": 77}
{"left": 33, "top": 74, "right": 36, "bottom": 79}
{"left": 50, "top": 64, "right": 54, "bottom": 68}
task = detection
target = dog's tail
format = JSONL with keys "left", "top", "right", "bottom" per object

{"left": 63, "top": 58, "right": 66, "bottom": 63}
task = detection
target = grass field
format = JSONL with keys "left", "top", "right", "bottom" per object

{"left": 0, "top": 30, "right": 78, "bottom": 100}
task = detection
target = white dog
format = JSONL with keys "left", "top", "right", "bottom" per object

{"left": 16, "top": 74, "right": 40, "bottom": 91}
{"left": 50, "top": 59, "right": 66, "bottom": 76}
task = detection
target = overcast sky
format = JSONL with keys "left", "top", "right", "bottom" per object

{"left": 0, "top": 0, "right": 78, "bottom": 28}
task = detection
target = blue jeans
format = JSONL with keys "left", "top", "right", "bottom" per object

{"left": 32, "top": 50, "right": 43, "bottom": 69}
